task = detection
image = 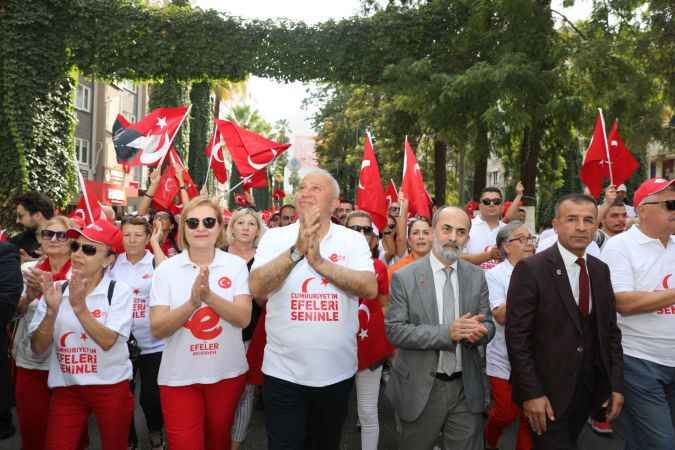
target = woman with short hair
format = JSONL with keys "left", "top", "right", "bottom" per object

{"left": 150, "top": 196, "right": 252, "bottom": 450}
{"left": 484, "top": 221, "right": 534, "bottom": 450}
{"left": 225, "top": 208, "right": 266, "bottom": 450}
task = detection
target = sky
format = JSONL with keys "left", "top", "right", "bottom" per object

{"left": 193, "top": 0, "right": 593, "bottom": 138}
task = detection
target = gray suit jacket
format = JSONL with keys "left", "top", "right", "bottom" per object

{"left": 385, "top": 255, "right": 495, "bottom": 422}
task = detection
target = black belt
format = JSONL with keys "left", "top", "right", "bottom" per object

{"left": 435, "top": 372, "right": 462, "bottom": 382}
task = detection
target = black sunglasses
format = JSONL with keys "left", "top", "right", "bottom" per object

{"left": 349, "top": 225, "right": 374, "bottom": 236}
{"left": 185, "top": 217, "right": 218, "bottom": 230}
{"left": 41, "top": 230, "right": 68, "bottom": 241}
{"left": 481, "top": 198, "right": 502, "bottom": 206}
{"left": 642, "top": 199, "right": 675, "bottom": 211}
{"left": 70, "top": 241, "right": 100, "bottom": 256}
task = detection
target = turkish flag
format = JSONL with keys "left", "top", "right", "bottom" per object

{"left": 204, "top": 125, "right": 229, "bottom": 183}
{"left": 69, "top": 181, "right": 102, "bottom": 226}
{"left": 272, "top": 188, "right": 286, "bottom": 201}
{"left": 241, "top": 171, "right": 267, "bottom": 189}
{"left": 385, "top": 180, "right": 399, "bottom": 207}
{"left": 152, "top": 165, "right": 180, "bottom": 211}
{"left": 215, "top": 120, "right": 290, "bottom": 177}
{"left": 400, "top": 138, "right": 431, "bottom": 218}
{"left": 168, "top": 148, "right": 199, "bottom": 199}
{"left": 580, "top": 111, "right": 611, "bottom": 199}
{"left": 355, "top": 133, "right": 388, "bottom": 231}
{"left": 607, "top": 120, "right": 639, "bottom": 186}
{"left": 112, "top": 106, "right": 189, "bottom": 167}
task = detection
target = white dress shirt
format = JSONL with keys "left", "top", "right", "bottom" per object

{"left": 556, "top": 241, "right": 592, "bottom": 312}
{"left": 429, "top": 251, "right": 462, "bottom": 374}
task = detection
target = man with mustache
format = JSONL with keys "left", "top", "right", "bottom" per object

{"left": 385, "top": 206, "right": 495, "bottom": 450}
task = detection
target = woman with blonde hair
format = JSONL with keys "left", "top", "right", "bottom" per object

{"left": 150, "top": 196, "right": 252, "bottom": 450}
{"left": 14, "top": 215, "right": 78, "bottom": 450}
{"left": 225, "top": 208, "right": 267, "bottom": 450}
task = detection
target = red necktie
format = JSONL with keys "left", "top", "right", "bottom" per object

{"left": 575, "top": 258, "right": 590, "bottom": 317}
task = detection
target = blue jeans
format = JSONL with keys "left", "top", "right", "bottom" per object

{"left": 622, "top": 355, "right": 675, "bottom": 450}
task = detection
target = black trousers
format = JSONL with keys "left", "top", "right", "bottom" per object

{"left": 129, "top": 351, "right": 164, "bottom": 445}
{"left": 263, "top": 374, "right": 354, "bottom": 450}
{"left": 0, "top": 303, "right": 15, "bottom": 430}
{"left": 531, "top": 375, "right": 594, "bottom": 450}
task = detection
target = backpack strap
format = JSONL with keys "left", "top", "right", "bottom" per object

{"left": 107, "top": 280, "right": 116, "bottom": 306}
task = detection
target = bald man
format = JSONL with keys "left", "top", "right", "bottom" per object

{"left": 386, "top": 206, "right": 495, "bottom": 450}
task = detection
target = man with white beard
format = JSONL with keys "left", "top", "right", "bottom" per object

{"left": 386, "top": 206, "right": 495, "bottom": 450}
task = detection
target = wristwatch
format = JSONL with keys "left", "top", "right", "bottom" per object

{"left": 289, "top": 245, "right": 304, "bottom": 264}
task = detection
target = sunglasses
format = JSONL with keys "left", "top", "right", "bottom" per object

{"left": 41, "top": 230, "right": 68, "bottom": 241}
{"left": 349, "top": 225, "right": 374, "bottom": 236}
{"left": 481, "top": 198, "right": 502, "bottom": 206}
{"left": 185, "top": 217, "right": 218, "bottom": 230}
{"left": 641, "top": 199, "right": 675, "bottom": 211}
{"left": 70, "top": 241, "right": 101, "bottom": 256}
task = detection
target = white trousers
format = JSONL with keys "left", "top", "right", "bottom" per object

{"left": 355, "top": 365, "right": 383, "bottom": 450}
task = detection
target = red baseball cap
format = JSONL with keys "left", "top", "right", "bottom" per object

{"left": 66, "top": 220, "right": 123, "bottom": 253}
{"left": 633, "top": 178, "right": 675, "bottom": 208}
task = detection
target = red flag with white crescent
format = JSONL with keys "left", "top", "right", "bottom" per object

{"left": 400, "top": 137, "right": 431, "bottom": 218}
{"left": 204, "top": 126, "right": 229, "bottom": 183}
{"left": 355, "top": 132, "right": 388, "bottom": 231}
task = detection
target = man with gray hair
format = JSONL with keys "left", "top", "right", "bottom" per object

{"left": 386, "top": 206, "right": 495, "bottom": 450}
{"left": 250, "top": 168, "right": 378, "bottom": 450}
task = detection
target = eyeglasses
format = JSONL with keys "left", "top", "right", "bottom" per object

{"left": 70, "top": 241, "right": 100, "bottom": 256}
{"left": 507, "top": 236, "right": 536, "bottom": 245}
{"left": 481, "top": 198, "right": 502, "bottom": 206}
{"left": 41, "top": 230, "right": 68, "bottom": 241}
{"left": 641, "top": 200, "right": 675, "bottom": 211}
{"left": 349, "top": 225, "right": 374, "bottom": 236}
{"left": 185, "top": 217, "right": 218, "bottom": 230}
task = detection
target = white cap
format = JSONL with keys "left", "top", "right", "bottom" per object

{"left": 617, "top": 184, "right": 627, "bottom": 192}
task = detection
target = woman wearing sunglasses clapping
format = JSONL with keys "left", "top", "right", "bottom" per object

{"left": 150, "top": 196, "right": 252, "bottom": 450}
{"left": 29, "top": 219, "right": 135, "bottom": 450}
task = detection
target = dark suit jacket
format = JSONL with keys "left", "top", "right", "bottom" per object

{"left": 505, "top": 244, "right": 623, "bottom": 417}
{"left": 0, "top": 242, "right": 23, "bottom": 307}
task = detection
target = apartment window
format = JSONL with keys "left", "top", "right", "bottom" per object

{"left": 75, "top": 138, "right": 90, "bottom": 166}
{"left": 74, "top": 85, "right": 91, "bottom": 112}
{"left": 488, "top": 170, "right": 500, "bottom": 186}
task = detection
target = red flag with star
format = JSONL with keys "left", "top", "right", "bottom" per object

{"left": 112, "top": 106, "right": 189, "bottom": 167}
{"left": 355, "top": 132, "right": 388, "bottom": 231}
{"left": 580, "top": 111, "right": 611, "bottom": 198}
{"left": 400, "top": 137, "right": 431, "bottom": 218}
{"left": 607, "top": 119, "right": 639, "bottom": 186}
{"left": 204, "top": 124, "right": 229, "bottom": 183}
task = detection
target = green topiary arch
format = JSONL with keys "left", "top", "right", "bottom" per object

{"left": 0, "top": 0, "right": 455, "bottom": 225}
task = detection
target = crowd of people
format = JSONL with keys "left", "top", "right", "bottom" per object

{"left": 0, "top": 167, "right": 673, "bottom": 450}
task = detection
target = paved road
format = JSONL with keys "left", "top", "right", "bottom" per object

{"left": 1, "top": 378, "right": 624, "bottom": 450}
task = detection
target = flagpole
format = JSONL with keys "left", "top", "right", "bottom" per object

{"left": 158, "top": 104, "right": 192, "bottom": 170}
{"left": 226, "top": 173, "right": 254, "bottom": 193}
{"left": 598, "top": 108, "right": 614, "bottom": 185}
{"left": 203, "top": 119, "right": 217, "bottom": 195}
{"left": 391, "top": 179, "right": 399, "bottom": 196}
{"left": 75, "top": 163, "right": 95, "bottom": 223}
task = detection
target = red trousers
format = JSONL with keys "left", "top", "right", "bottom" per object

{"left": 485, "top": 376, "right": 532, "bottom": 450}
{"left": 46, "top": 381, "right": 133, "bottom": 450}
{"left": 15, "top": 367, "right": 90, "bottom": 450}
{"left": 160, "top": 374, "right": 246, "bottom": 450}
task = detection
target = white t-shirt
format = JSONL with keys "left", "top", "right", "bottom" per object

{"left": 485, "top": 260, "right": 513, "bottom": 380}
{"left": 110, "top": 251, "right": 165, "bottom": 355}
{"left": 149, "top": 249, "right": 250, "bottom": 386}
{"left": 600, "top": 226, "right": 675, "bottom": 367}
{"left": 535, "top": 232, "right": 601, "bottom": 258}
{"left": 13, "top": 260, "right": 50, "bottom": 370}
{"left": 252, "top": 221, "right": 374, "bottom": 387}
{"left": 28, "top": 276, "right": 133, "bottom": 388}
{"left": 464, "top": 216, "right": 506, "bottom": 270}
